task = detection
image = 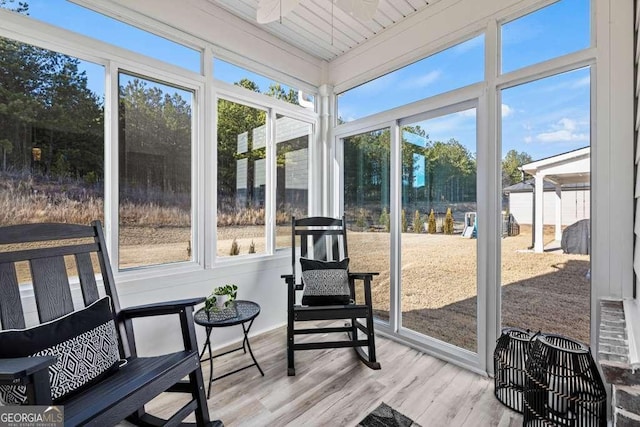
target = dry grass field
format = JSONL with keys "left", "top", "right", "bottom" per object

{"left": 348, "top": 225, "right": 590, "bottom": 351}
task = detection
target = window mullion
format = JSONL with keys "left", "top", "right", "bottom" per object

{"left": 266, "top": 109, "right": 277, "bottom": 254}
{"left": 105, "top": 61, "right": 120, "bottom": 271}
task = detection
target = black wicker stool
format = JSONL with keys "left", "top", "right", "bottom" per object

{"left": 524, "top": 334, "right": 606, "bottom": 426}
{"left": 494, "top": 327, "right": 536, "bottom": 412}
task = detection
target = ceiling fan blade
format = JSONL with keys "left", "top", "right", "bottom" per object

{"left": 335, "top": 0, "right": 379, "bottom": 21}
{"left": 256, "top": 0, "right": 299, "bottom": 24}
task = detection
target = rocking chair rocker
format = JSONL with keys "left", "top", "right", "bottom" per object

{"left": 282, "top": 216, "right": 381, "bottom": 376}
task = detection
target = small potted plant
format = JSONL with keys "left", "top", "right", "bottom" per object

{"left": 204, "top": 284, "right": 238, "bottom": 315}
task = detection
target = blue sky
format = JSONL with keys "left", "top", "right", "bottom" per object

{"left": 8, "top": 0, "right": 591, "bottom": 162}
{"left": 339, "top": 0, "right": 591, "bottom": 161}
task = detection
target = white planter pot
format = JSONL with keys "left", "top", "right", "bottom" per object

{"left": 215, "top": 295, "right": 228, "bottom": 310}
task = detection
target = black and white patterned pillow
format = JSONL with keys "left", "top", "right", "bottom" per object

{"left": 0, "top": 296, "right": 121, "bottom": 405}
{"left": 300, "top": 257, "right": 351, "bottom": 306}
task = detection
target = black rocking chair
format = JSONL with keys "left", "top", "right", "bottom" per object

{"left": 282, "top": 216, "right": 381, "bottom": 376}
{"left": 0, "top": 221, "right": 221, "bottom": 426}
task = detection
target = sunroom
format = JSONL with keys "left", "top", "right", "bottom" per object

{"left": 0, "top": 0, "right": 636, "bottom": 424}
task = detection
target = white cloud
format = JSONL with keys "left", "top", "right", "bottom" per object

{"left": 557, "top": 118, "right": 576, "bottom": 131}
{"left": 502, "top": 104, "right": 514, "bottom": 118}
{"left": 537, "top": 130, "right": 589, "bottom": 142}
{"left": 524, "top": 136, "right": 533, "bottom": 143}
{"left": 535, "top": 118, "right": 589, "bottom": 143}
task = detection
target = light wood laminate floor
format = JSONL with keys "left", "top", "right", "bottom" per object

{"left": 144, "top": 321, "right": 522, "bottom": 426}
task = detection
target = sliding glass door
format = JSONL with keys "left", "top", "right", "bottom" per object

{"left": 340, "top": 101, "right": 480, "bottom": 357}
{"left": 399, "top": 107, "right": 478, "bottom": 352}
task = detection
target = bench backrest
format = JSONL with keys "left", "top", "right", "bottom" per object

{"left": 290, "top": 216, "right": 348, "bottom": 284}
{"left": 0, "top": 221, "right": 129, "bottom": 357}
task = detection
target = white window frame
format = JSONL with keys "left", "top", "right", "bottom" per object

{"left": 213, "top": 79, "right": 318, "bottom": 265}
{"left": 335, "top": 85, "right": 487, "bottom": 374}
{"left": 111, "top": 67, "right": 205, "bottom": 274}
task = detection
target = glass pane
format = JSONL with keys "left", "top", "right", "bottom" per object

{"left": 337, "top": 35, "right": 484, "bottom": 122}
{"left": 214, "top": 59, "right": 315, "bottom": 110}
{"left": 401, "top": 109, "right": 478, "bottom": 352}
{"left": 501, "top": 68, "right": 591, "bottom": 343}
{"left": 343, "top": 128, "right": 391, "bottom": 323}
{"left": 118, "top": 74, "right": 193, "bottom": 269}
{"left": 1, "top": 0, "right": 200, "bottom": 72}
{"left": 217, "top": 99, "right": 267, "bottom": 257}
{"left": 275, "top": 114, "right": 311, "bottom": 249}
{"left": 501, "top": 0, "right": 590, "bottom": 73}
{"left": 0, "top": 36, "right": 104, "bottom": 282}
{"left": 0, "top": 36, "right": 105, "bottom": 224}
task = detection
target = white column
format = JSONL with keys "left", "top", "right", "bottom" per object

{"left": 317, "top": 84, "right": 333, "bottom": 216}
{"left": 555, "top": 184, "right": 562, "bottom": 242}
{"left": 534, "top": 173, "right": 545, "bottom": 253}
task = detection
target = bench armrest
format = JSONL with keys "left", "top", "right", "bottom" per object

{"left": 121, "top": 297, "right": 205, "bottom": 319}
{"left": 0, "top": 356, "right": 56, "bottom": 384}
{"left": 282, "top": 274, "right": 304, "bottom": 291}
{"left": 349, "top": 272, "right": 379, "bottom": 280}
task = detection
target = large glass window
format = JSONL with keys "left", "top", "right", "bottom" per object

{"left": 337, "top": 35, "right": 484, "bottom": 122}
{"left": 118, "top": 73, "right": 193, "bottom": 269}
{"left": 501, "top": 0, "right": 590, "bottom": 73}
{"left": 275, "top": 114, "right": 311, "bottom": 249}
{"left": 0, "top": 35, "right": 104, "bottom": 285}
{"left": 0, "top": 35, "right": 105, "bottom": 227}
{"left": 400, "top": 109, "right": 478, "bottom": 351}
{"left": 1, "top": 0, "right": 200, "bottom": 72}
{"left": 217, "top": 98, "right": 267, "bottom": 257}
{"left": 501, "top": 68, "right": 591, "bottom": 344}
{"left": 343, "top": 128, "right": 391, "bottom": 323}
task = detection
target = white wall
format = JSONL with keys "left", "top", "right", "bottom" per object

{"left": 117, "top": 257, "right": 290, "bottom": 356}
{"left": 510, "top": 190, "right": 591, "bottom": 226}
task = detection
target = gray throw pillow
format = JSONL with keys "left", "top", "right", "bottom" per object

{"left": 300, "top": 257, "right": 351, "bottom": 306}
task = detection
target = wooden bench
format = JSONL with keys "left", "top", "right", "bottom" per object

{"left": 0, "top": 221, "right": 222, "bottom": 426}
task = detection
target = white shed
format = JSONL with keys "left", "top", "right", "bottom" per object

{"left": 514, "top": 147, "right": 590, "bottom": 252}
{"left": 505, "top": 181, "right": 590, "bottom": 226}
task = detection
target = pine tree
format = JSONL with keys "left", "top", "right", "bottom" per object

{"left": 413, "top": 210, "right": 422, "bottom": 233}
{"left": 444, "top": 207, "right": 454, "bottom": 235}
{"left": 427, "top": 209, "right": 437, "bottom": 234}
{"left": 379, "top": 207, "right": 390, "bottom": 232}
{"left": 229, "top": 238, "right": 240, "bottom": 255}
{"left": 401, "top": 209, "right": 407, "bottom": 233}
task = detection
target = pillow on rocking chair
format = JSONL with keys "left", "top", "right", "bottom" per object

{"left": 300, "top": 257, "right": 351, "bottom": 306}
{"left": 0, "top": 296, "right": 121, "bottom": 405}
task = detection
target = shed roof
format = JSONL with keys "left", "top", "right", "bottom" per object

{"left": 519, "top": 147, "right": 590, "bottom": 185}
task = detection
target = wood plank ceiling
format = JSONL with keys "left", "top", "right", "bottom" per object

{"left": 210, "top": 0, "right": 436, "bottom": 61}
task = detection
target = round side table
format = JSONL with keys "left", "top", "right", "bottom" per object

{"left": 194, "top": 300, "right": 264, "bottom": 398}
